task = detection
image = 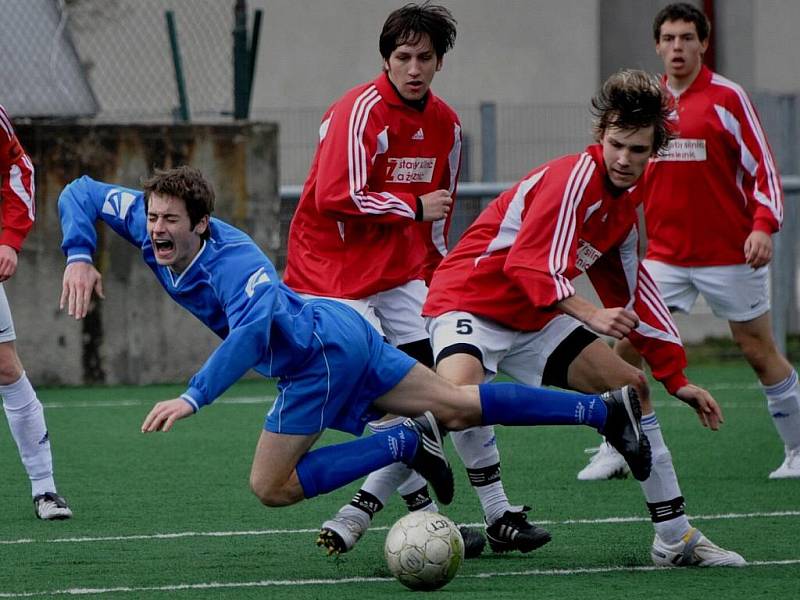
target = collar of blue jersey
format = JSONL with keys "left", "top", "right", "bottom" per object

{"left": 166, "top": 239, "right": 208, "bottom": 288}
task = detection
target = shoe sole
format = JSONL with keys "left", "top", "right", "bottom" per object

{"left": 316, "top": 529, "right": 348, "bottom": 555}
{"left": 620, "top": 387, "right": 641, "bottom": 442}
{"left": 608, "top": 387, "right": 650, "bottom": 482}
{"left": 417, "top": 411, "right": 453, "bottom": 505}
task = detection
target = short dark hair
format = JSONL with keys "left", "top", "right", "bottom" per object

{"left": 591, "top": 69, "right": 672, "bottom": 156}
{"left": 653, "top": 2, "right": 710, "bottom": 42}
{"left": 142, "top": 166, "right": 215, "bottom": 239}
{"left": 379, "top": 2, "right": 456, "bottom": 60}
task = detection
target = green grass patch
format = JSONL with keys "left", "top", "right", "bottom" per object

{"left": 0, "top": 364, "right": 797, "bottom": 598}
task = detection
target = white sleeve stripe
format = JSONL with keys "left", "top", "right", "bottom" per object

{"left": 635, "top": 320, "right": 683, "bottom": 347}
{"left": 447, "top": 124, "right": 462, "bottom": 195}
{"left": 553, "top": 157, "right": 593, "bottom": 298}
{"left": 430, "top": 123, "right": 462, "bottom": 257}
{"left": 180, "top": 394, "right": 199, "bottom": 413}
{"left": 639, "top": 272, "right": 681, "bottom": 338}
{"left": 474, "top": 168, "right": 548, "bottom": 266}
{"left": 9, "top": 164, "right": 35, "bottom": 222}
{"left": 0, "top": 106, "right": 13, "bottom": 140}
{"left": 345, "top": 87, "right": 413, "bottom": 218}
{"left": 548, "top": 154, "right": 594, "bottom": 299}
{"left": 714, "top": 105, "right": 780, "bottom": 221}
{"left": 348, "top": 86, "right": 378, "bottom": 197}
{"left": 347, "top": 87, "right": 414, "bottom": 217}
{"left": 712, "top": 76, "right": 783, "bottom": 222}
{"left": 66, "top": 254, "right": 93, "bottom": 264}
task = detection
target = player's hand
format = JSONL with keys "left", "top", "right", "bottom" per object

{"left": 744, "top": 230, "right": 772, "bottom": 268}
{"left": 141, "top": 398, "right": 194, "bottom": 433}
{"left": 418, "top": 189, "right": 453, "bottom": 221}
{"left": 674, "top": 384, "right": 723, "bottom": 430}
{"left": 584, "top": 307, "right": 639, "bottom": 339}
{"left": 60, "top": 261, "right": 105, "bottom": 319}
{"left": 0, "top": 245, "right": 18, "bottom": 282}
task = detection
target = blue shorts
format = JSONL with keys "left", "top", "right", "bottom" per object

{"left": 264, "top": 299, "right": 416, "bottom": 436}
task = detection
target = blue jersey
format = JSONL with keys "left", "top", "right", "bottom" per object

{"left": 58, "top": 176, "right": 342, "bottom": 412}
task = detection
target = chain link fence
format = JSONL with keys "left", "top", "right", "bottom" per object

{"left": 63, "top": 0, "right": 234, "bottom": 122}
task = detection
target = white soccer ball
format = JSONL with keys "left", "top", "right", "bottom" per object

{"left": 384, "top": 511, "right": 465, "bottom": 591}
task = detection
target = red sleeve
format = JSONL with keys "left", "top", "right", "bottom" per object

{"left": 314, "top": 92, "right": 417, "bottom": 224}
{"left": 503, "top": 155, "right": 596, "bottom": 307}
{"left": 587, "top": 227, "right": 689, "bottom": 395}
{"left": 422, "top": 120, "right": 462, "bottom": 282}
{"left": 0, "top": 106, "right": 35, "bottom": 251}
{"left": 726, "top": 88, "right": 783, "bottom": 234}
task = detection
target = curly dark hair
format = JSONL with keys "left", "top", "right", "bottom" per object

{"left": 653, "top": 2, "right": 710, "bottom": 42}
{"left": 142, "top": 166, "right": 215, "bottom": 240}
{"left": 379, "top": 2, "right": 457, "bottom": 60}
{"left": 591, "top": 69, "right": 673, "bottom": 156}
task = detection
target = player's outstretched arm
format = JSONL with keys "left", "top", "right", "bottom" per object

{"left": 60, "top": 261, "right": 105, "bottom": 320}
{"left": 673, "top": 384, "right": 723, "bottom": 430}
{"left": 141, "top": 398, "right": 194, "bottom": 433}
{"left": 0, "top": 245, "right": 18, "bottom": 282}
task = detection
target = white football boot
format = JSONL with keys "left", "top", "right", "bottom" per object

{"left": 577, "top": 440, "right": 630, "bottom": 480}
{"left": 651, "top": 528, "right": 746, "bottom": 567}
{"left": 317, "top": 505, "right": 371, "bottom": 555}
{"left": 769, "top": 446, "right": 800, "bottom": 479}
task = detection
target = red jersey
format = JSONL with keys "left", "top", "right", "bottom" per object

{"left": 284, "top": 73, "right": 461, "bottom": 298}
{"left": 0, "top": 105, "right": 35, "bottom": 251}
{"left": 424, "top": 145, "right": 689, "bottom": 394}
{"left": 643, "top": 66, "right": 783, "bottom": 266}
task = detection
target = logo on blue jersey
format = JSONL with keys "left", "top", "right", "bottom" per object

{"left": 102, "top": 189, "right": 137, "bottom": 220}
{"left": 245, "top": 267, "right": 271, "bottom": 297}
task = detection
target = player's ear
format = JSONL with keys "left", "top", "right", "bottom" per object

{"left": 194, "top": 215, "right": 210, "bottom": 236}
{"left": 436, "top": 56, "right": 443, "bottom": 72}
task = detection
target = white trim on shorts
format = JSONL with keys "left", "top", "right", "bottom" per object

{"left": 643, "top": 259, "right": 770, "bottom": 322}
{"left": 0, "top": 284, "right": 17, "bottom": 343}
{"left": 426, "top": 311, "right": 583, "bottom": 386}
{"left": 300, "top": 279, "right": 429, "bottom": 346}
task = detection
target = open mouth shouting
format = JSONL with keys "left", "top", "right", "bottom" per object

{"left": 152, "top": 237, "right": 175, "bottom": 262}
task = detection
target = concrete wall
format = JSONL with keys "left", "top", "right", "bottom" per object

{"left": 11, "top": 123, "right": 279, "bottom": 386}
{"left": 250, "top": 0, "right": 600, "bottom": 108}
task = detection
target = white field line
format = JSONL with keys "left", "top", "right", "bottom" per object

{"left": 2, "top": 510, "right": 798, "bottom": 547}
{"left": 0, "top": 559, "right": 798, "bottom": 597}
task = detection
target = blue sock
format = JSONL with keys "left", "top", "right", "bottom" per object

{"left": 479, "top": 382, "right": 607, "bottom": 429}
{"left": 295, "top": 424, "right": 418, "bottom": 499}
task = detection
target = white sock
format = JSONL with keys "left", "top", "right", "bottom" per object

{"left": 764, "top": 369, "right": 800, "bottom": 450}
{"left": 638, "top": 413, "right": 690, "bottom": 544}
{"left": 451, "top": 425, "right": 511, "bottom": 525}
{"left": 361, "top": 462, "right": 412, "bottom": 506}
{"left": 1, "top": 373, "right": 56, "bottom": 497}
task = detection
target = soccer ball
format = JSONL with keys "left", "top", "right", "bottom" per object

{"left": 384, "top": 511, "right": 464, "bottom": 591}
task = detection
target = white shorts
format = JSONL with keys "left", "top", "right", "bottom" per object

{"left": 426, "top": 311, "right": 583, "bottom": 385}
{"left": 299, "top": 279, "right": 428, "bottom": 346}
{"left": 643, "top": 259, "right": 770, "bottom": 322}
{"left": 0, "top": 284, "right": 16, "bottom": 343}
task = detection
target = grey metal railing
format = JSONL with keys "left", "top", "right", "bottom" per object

{"left": 281, "top": 176, "right": 799, "bottom": 349}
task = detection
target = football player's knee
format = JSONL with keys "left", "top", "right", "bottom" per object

{"left": 250, "top": 477, "right": 291, "bottom": 507}
{"left": 0, "top": 356, "right": 23, "bottom": 384}
{"left": 436, "top": 405, "right": 481, "bottom": 431}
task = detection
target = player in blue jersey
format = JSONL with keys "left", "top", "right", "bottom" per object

{"left": 58, "top": 166, "right": 651, "bottom": 510}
